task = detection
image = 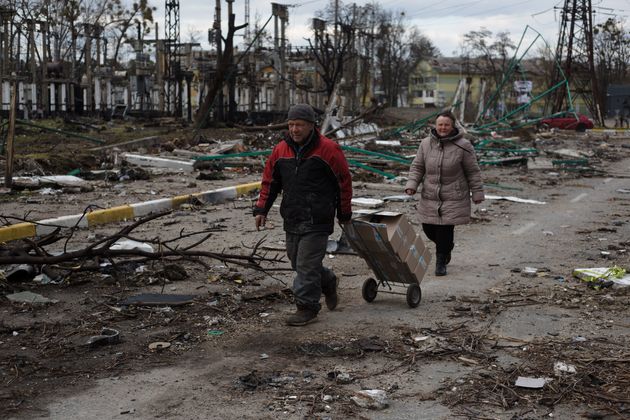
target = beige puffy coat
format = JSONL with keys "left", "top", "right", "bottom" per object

{"left": 405, "top": 128, "right": 484, "bottom": 225}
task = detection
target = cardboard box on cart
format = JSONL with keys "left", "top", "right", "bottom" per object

{"left": 344, "top": 211, "right": 431, "bottom": 284}
{"left": 404, "top": 235, "right": 432, "bottom": 281}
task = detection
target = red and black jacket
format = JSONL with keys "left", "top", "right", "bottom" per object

{"left": 254, "top": 129, "right": 352, "bottom": 234}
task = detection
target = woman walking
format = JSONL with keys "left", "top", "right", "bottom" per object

{"left": 404, "top": 111, "right": 485, "bottom": 276}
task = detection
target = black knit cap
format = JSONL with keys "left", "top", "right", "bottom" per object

{"left": 287, "top": 104, "right": 316, "bottom": 123}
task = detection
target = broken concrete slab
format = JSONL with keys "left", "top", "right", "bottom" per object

{"left": 7, "top": 291, "right": 59, "bottom": 304}
{"left": 12, "top": 175, "right": 92, "bottom": 191}
{"left": 553, "top": 148, "right": 594, "bottom": 158}
{"left": 515, "top": 376, "right": 548, "bottom": 389}
{"left": 89, "top": 136, "right": 161, "bottom": 152}
{"left": 527, "top": 157, "right": 555, "bottom": 170}
{"left": 121, "top": 153, "right": 195, "bottom": 173}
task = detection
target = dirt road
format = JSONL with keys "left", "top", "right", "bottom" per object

{"left": 2, "top": 135, "right": 629, "bottom": 419}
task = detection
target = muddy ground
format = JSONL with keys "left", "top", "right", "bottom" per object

{"left": 1, "top": 115, "right": 630, "bottom": 419}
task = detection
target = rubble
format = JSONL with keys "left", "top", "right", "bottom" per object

{"left": 1, "top": 117, "right": 630, "bottom": 419}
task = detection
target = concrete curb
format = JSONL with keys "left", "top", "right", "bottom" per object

{"left": 0, "top": 181, "right": 261, "bottom": 243}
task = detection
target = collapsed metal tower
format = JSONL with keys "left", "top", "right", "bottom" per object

{"left": 548, "top": 0, "right": 603, "bottom": 125}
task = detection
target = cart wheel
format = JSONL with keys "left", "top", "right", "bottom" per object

{"left": 362, "top": 278, "right": 378, "bottom": 303}
{"left": 406, "top": 283, "right": 421, "bottom": 308}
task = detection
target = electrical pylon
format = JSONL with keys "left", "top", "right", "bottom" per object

{"left": 165, "top": 0, "right": 182, "bottom": 116}
{"left": 548, "top": 0, "right": 603, "bottom": 125}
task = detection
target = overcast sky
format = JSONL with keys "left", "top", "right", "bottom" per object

{"left": 152, "top": 0, "right": 630, "bottom": 56}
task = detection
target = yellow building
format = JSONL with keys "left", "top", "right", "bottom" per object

{"left": 409, "top": 57, "right": 593, "bottom": 122}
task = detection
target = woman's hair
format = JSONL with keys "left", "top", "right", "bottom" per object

{"left": 436, "top": 111, "right": 457, "bottom": 124}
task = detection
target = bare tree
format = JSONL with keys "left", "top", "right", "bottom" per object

{"left": 459, "top": 28, "right": 516, "bottom": 88}
{"left": 306, "top": 21, "right": 353, "bottom": 100}
{"left": 374, "top": 10, "right": 437, "bottom": 107}
{"left": 194, "top": 6, "right": 246, "bottom": 127}
{"left": 594, "top": 17, "right": 630, "bottom": 114}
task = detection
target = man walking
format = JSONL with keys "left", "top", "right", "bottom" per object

{"left": 254, "top": 104, "right": 353, "bottom": 326}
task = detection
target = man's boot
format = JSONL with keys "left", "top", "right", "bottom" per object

{"left": 286, "top": 307, "right": 318, "bottom": 326}
{"left": 435, "top": 254, "right": 447, "bottom": 276}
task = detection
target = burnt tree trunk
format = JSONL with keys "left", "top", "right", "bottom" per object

{"left": 194, "top": 11, "right": 245, "bottom": 127}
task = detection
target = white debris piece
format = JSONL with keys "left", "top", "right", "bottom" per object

{"left": 351, "top": 389, "right": 389, "bottom": 409}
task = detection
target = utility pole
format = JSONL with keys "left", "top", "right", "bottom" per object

{"left": 214, "top": 0, "right": 223, "bottom": 120}
{"left": 271, "top": 3, "right": 288, "bottom": 112}
{"left": 85, "top": 24, "right": 94, "bottom": 113}
{"left": 4, "top": 75, "right": 16, "bottom": 188}
{"left": 548, "top": 0, "right": 603, "bottom": 126}
{"left": 227, "top": 0, "right": 237, "bottom": 122}
{"left": 312, "top": 18, "right": 326, "bottom": 110}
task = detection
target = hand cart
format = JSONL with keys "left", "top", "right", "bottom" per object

{"left": 343, "top": 217, "right": 429, "bottom": 308}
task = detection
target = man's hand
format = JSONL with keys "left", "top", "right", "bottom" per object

{"left": 255, "top": 214, "right": 267, "bottom": 231}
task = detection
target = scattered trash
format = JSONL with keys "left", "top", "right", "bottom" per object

{"left": 4, "top": 264, "right": 36, "bottom": 282}
{"left": 351, "top": 389, "right": 390, "bottom": 410}
{"left": 335, "top": 372, "right": 353, "bottom": 384}
{"left": 86, "top": 328, "right": 120, "bottom": 349}
{"left": 207, "top": 329, "right": 224, "bottom": 336}
{"left": 485, "top": 194, "right": 546, "bottom": 204}
{"left": 573, "top": 266, "right": 630, "bottom": 287}
{"left": 615, "top": 188, "right": 630, "bottom": 194}
{"left": 458, "top": 356, "right": 479, "bottom": 365}
{"left": 6, "top": 291, "right": 59, "bottom": 304}
{"left": 554, "top": 361, "right": 577, "bottom": 375}
{"left": 374, "top": 140, "right": 401, "bottom": 147}
{"left": 515, "top": 376, "right": 548, "bottom": 389}
{"left": 351, "top": 197, "right": 384, "bottom": 208}
{"left": 148, "top": 341, "right": 171, "bottom": 351}
{"left": 413, "top": 335, "right": 430, "bottom": 342}
{"left": 39, "top": 188, "right": 59, "bottom": 195}
{"left": 383, "top": 194, "right": 413, "bottom": 202}
{"left": 110, "top": 239, "right": 154, "bottom": 253}
{"left": 572, "top": 336, "right": 587, "bottom": 342}
{"left": 260, "top": 353, "right": 269, "bottom": 359}
{"left": 32, "top": 273, "right": 53, "bottom": 284}
{"left": 521, "top": 267, "right": 539, "bottom": 277}
{"left": 326, "top": 234, "right": 356, "bottom": 254}
{"left": 119, "top": 293, "right": 196, "bottom": 306}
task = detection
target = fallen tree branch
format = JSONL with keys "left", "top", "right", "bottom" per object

{"left": 0, "top": 211, "right": 286, "bottom": 273}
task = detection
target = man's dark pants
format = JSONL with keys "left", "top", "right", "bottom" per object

{"left": 286, "top": 231, "right": 336, "bottom": 313}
